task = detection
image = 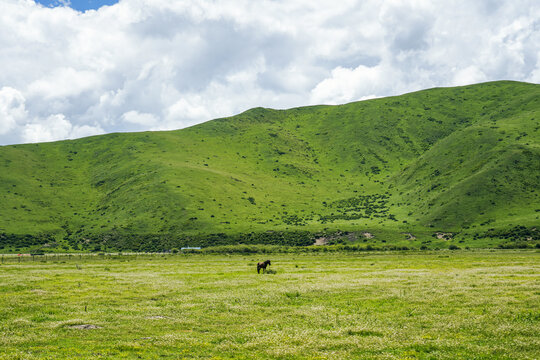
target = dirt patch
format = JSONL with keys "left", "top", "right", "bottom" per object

{"left": 68, "top": 324, "right": 101, "bottom": 330}
{"left": 31, "top": 289, "right": 47, "bottom": 295}
{"left": 147, "top": 315, "right": 168, "bottom": 320}
{"left": 361, "top": 232, "right": 374, "bottom": 239}
{"left": 436, "top": 232, "right": 453, "bottom": 240}
{"left": 402, "top": 233, "right": 416, "bottom": 240}
{"left": 313, "top": 232, "right": 359, "bottom": 245}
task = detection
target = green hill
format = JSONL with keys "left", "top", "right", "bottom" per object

{"left": 1, "top": 81, "right": 539, "bottom": 251}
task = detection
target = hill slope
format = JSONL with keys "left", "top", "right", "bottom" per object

{"left": 0, "top": 81, "right": 539, "bottom": 251}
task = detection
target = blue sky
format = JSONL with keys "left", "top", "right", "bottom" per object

{"left": 0, "top": 1, "right": 538, "bottom": 144}
{"left": 35, "top": 0, "right": 118, "bottom": 12}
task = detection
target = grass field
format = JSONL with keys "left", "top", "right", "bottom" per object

{"left": 1, "top": 251, "right": 539, "bottom": 359}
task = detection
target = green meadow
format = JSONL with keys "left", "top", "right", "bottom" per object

{"left": 1, "top": 251, "right": 538, "bottom": 359}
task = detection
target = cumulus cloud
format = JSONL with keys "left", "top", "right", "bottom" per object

{"left": 0, "top": 0, "right": 538, "bottom": 144}
{"left": 311, "top": 64, "right": 395, "bottom": 105}
{"left": 22, "top": 114, "right": 73, "bottom": 143}
{"left": 452, "top": 66, "right": 488, "bottom": 86}
{"left": 0, "top": 87, "right": 28, "bottom": 135}
{"left": 121, "top": 110, "right": 159, "bottom": 127}
{"left": 21, "top": 113, "right": 104, "bottom": 143}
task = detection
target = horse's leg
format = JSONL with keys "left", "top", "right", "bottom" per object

{"left": 257, "top": 266, "right": 260, "bottom": 274}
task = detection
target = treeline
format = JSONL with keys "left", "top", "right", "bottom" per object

{"left": 3, "top": 226, "right": 540, "bottom": 253}
{"left": 464, "top": 225, "right": 540, "bottom": 249}
{"left": 71, "top": 230, "right": 316, "bottom": 252}
{"left": 186, "top": 244, "right": 411, "bottom": 254}
{"left": 474, "top": 225, "right": 540, "bottom": 249}
{"left": 478, "top": 225, "right": 539, "bottom": 241}
{"left": 0, "top": 232, "right": 55, "bottom": 249}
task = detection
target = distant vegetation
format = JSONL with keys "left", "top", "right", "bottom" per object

{"left": 0, "top": 81, "right": 538, "bottom": 252}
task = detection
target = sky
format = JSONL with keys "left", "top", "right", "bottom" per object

{"left": 34, "top": 0, "right": 118, "bottom": 12}
{"left": 0, "top": 0, "right": 539, "bottom": 145}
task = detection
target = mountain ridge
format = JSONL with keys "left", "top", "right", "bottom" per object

{"left": 1, "top": 80, "right": 539, "bottom": 251}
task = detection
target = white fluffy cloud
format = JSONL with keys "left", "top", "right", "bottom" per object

{"left": 21, "top": 114, "right": 104, "bottom": 143}
{"left": 0, "top": 87, "right": 28, "bottom": 135}
{"left": 0, "top": 0, "right": 538, "bottom": 144}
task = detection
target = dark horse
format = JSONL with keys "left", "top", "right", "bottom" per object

{"left": 257, "top": 260, "right": 271, "bottom": 274}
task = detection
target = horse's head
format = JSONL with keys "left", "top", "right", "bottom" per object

{"left": 266, "top": 260, "right": 271, "bottom": 265}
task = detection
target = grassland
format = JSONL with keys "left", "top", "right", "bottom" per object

{"left": 0, "top": 251, "right": 539, "bottom": 359}
{"left": 0, "top": 80, "right": 539, "bottom": 251}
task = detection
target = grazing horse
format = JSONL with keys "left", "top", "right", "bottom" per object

{"left": 257, "top": 260, "right": 271, "bottom": 274}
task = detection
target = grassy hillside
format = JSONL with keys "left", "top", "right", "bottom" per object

{"left": 0, "top": 81, "right": 539, "bottom": 251}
